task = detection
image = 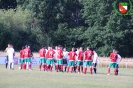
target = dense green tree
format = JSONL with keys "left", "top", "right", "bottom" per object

{"left": 0, "top": 0, "right": 133, "bottom": 57}
{"left": 0, "top": 0, "right": 17, "bottom": 9}
{"left": 81, "top": 0, "right": 133, "bottom": 57}
{"left": 0, "top": 7, "right": 37, "bottom": 51}
{"left": 17, "top": 0, "right": 83, "bottom": 48}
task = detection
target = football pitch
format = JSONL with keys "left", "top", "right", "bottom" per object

{"left": 0, "top": 65, "right": 133, "bottom": 88}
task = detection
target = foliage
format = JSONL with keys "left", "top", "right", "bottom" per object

{"left": 0, "top": 7, "right": 41, "bottom": 51}
{"left": 81, "top": 0, "right": 133, "bottom": 57}
{"left": 0, "top": 0, "right": 133, "bottom": 57}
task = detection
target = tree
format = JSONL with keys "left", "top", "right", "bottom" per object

{"left": 0, "top": 0, "right": 17, "bottom": 9}
{"left": 0, "top": 7, "right": 32, "bottom": 50}
{"left": 81, "top": 0, "right": 133, "bottom": 57}
{"left": 17, "top": 0, "right": 83, "bottom": 47}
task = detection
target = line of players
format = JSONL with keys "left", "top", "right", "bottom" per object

{"left": 19, "top": 45, "right": 121, "bottom": 75}
{"left": 19, "top": 45, "right": 98, "bottom": 74}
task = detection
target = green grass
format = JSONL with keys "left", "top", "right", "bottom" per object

{"left": 0, "top": 65, "right": 133, "bottom": 88}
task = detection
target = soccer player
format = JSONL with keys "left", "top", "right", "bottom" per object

{"left": 19, "top": 46, "right": 25, "bottom": 70}
{"left": 28, "top": 46, "right": 33, "bottom": 70}
{"left": 5, "top": 44, "right": 10, "bottom": 69}
{"left": 7, "top": 44, "right": 15, "bottom": 70}
{"left": 63, "top": 48, "right": 69, "bottom": 72}
{"left": 83, "top": 47, "right": 94, "bottom": 74}
{"left": 56, "top": 45, "right": 63, "bottom": 72}
{"left": 74, "top": 48, "right": 79, "bottom": 72}
{"left": 116, "top": 51, "right": 122, "bottom": 75}
{"left": 107, "top": 49, "right": 118, "bottom": 75}
{"left": 54, "top": 46, "right": 58, "bottom": 70}
{"left": 75, "top": 48, "right": 79, "bottom": 61}
{"left": 23, "top": 45, "right": 31, "bottom": 70}
{"left": 46, "top": 47, "right": 55, "bottom": 72}
{"left": 66, "top": 48, "right": 77, "bottom": 73}
{"left": 38, "top": 45, "right": 46, "bottom": 71}
{"left": 92, "top": 50, "right": 98, "bottom": 74}
{"left": 76, "top": 47, "right": 84, "bottom": 73}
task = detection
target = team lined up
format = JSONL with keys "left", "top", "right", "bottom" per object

{"left": 5, "top": 44, "right": 121, "bottom": 75}
{"left": 19, "top": 45, "right": 98, "bottom": 74}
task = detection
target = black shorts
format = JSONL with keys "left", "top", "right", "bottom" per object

{"left": 63, "top": 59, "right": 67, "bottom": 64}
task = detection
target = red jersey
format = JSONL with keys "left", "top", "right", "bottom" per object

{"left": 56, "top": 49, "right": 63, "bottom": 59}
{"left": 20, "top": 50, "right": 24, "bottom": 59}
{"left": 68, "top": 51, "right": 77, "bottom": 61}
{"left": 110, "top": 52, "right": 118, "bottom": 62}
{"left": 46, "top": 50, "right": 55, "bottom": 58}
{"left": 39, "top": 48, "right": 46, "bottom": 58}
{"left": 77, "top": 50, "right": 84, "bottom": 61}
{"left": 23, "top": 48, "right": 31, "bottom": 58}
{"left": 84, "top": 50, "right": 94, "bottom": 60}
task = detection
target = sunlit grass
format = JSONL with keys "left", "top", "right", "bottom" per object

{"left": 0, "top": 65, "right": 133, "bottom": 88}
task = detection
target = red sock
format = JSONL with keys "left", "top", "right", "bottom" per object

{"left": 46, "top": 65, "right": 49, "bottom": 71}
{"left": 20, "top": 64, "right": 23, "bottom": 69}
{"left": 50, "top": 66, "right": 53, "bottom": 71}
{"left": 108, "top": 68, "right": 110, "bottom": 74}
{"left": 84, "top": 67, "right": 87, "bottom": 74}
{"left": 60, "top": 65, "right": 63, "bottom": 71}
{"left": 67, "top": 66, "right": 70, "bottom": 73}
{"left": 56, "top": 65, "right": 58, "bottom": 71}
{"left": 44, "top": 64, "right": 46, "bottom": 71}
{"left": 81, "top": 67, "right": 83, "bottom": 73}
{"left": 43, "top": 64, "right": 46, "bottom": 69}
{"left": 114, "top": 69, "right": 117, "bottom": 75}
{"left": 48, "top": 65, "right": 50, "bottom": 70}
{"left": 24, "top": 64, "right": 26, "bottom": 70}
{"left": 90, "top": 67, "right": 92, "bottom": 74}
{"left": 77, "top": 66, "right": 80, "bottom": 72}
{"left": 39, "top": 64, "right": 41, "bottom": 69}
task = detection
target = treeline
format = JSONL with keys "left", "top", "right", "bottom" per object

{"left": 0, "top": 0, "right": 133, "bottom": 57}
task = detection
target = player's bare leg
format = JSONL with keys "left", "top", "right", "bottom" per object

{"left": 77, "top": 66, "right": 80, "bottom": 73}
{"left": 66, "top": 66, "right": 70, "bottom": 73}
{"left": 28, "top": 62, "right": 32, "bottom": 70}
{"left": 42, "top": 63, "right": 46, "bottom": 71}
{"left": 83, "top": 66, "right": 87, "bottom": 74}
{"left": 50, "top": 64, "right": 53, "bottom": 72}
{"left": 39, "top": 63, "right": 42, "bottom": 71}
{"left": 20, "top": 63, "right": 23, "bottom": 70}
{"left": 71, "top": 66, "right": 74, "bottom": 73}
{"left": 80, "top": 66, "right": 83, "bottom": 73}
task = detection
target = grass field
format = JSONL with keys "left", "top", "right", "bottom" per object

{"left": 0, "top": 65, "right": 133, "bottom": 88}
